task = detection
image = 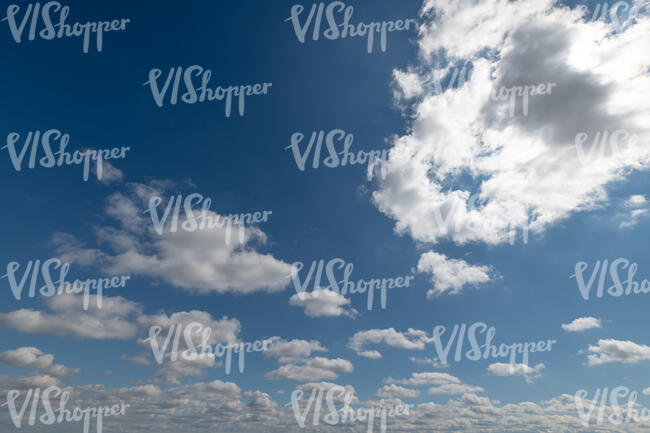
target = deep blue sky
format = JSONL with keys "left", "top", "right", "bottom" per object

{"left": 1, "top": 0, "right": 649, "bottom": 416}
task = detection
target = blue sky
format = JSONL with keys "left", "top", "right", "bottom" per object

{"left": 1, "top": 0, "right": 650, "bottom": 432}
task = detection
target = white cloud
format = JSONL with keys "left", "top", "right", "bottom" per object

{"left": 97, "top": 160, "right": 124, "bottom": 185}
{"left": 265, "top": 357, "right": 354, "bottom": 382}
{"left": 53, "top": 181, "right": 294, "bottom": 295}
{"left": 417, "top": 251, "right": 492, "bottom": 297}
{"left": 377, "top": 384, "right": 420, "bottom": 398}
{"left": 386, "top": 372, "right": 461, "bottom": 386}
{"left": 0, "top": 294, "right": 140, "bottom": 339}
{"left": 428, "top": 383, "right": 485, "bottom": 395}
{"left": 264, "top": 338, "right": 327, "bottom": 360}
{"left": 586, "top": 339, "right": 650, "bottom": 365}
{"left": 385, "top": 372, "right": 483, "bottom": 395}
{"left": 561, "top": 317, "right": 602, "bottom": 332}
{"left": 488, "top": 362, "right": 544, "bottom": 382}
{"left": 348, "top": 328, "right": 431, "bottom": 357}
{"left": 626, "top": 194, "right": 647, "bottom": 207}
{"left": 620, "top": 195, "right": 649, "bottom": 228}
{"left": 289, "top": 289, "right": 358, "bottom": 318}
{"left": 374, "top": 0, "right": 650, "bottom": 252}
{"left": 0, "top": 347, "right": 80, "bottom": 377}
{"left": 358, "top": 350, "right": 382, "bottom": 359}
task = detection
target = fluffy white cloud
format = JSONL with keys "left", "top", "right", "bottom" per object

{"left": 0, "top": 294, "right": 140, "bottom": 339}
{"left": 375, "top": 0, "right": 650, "bottom": 253}
{"left": 626, "top": 194, "right": 647, "bottom": 206}
{"left": 385, "top": 372, "right": 483, "bottom": 395}
{"left": 417, "top": 251, "right": 492, "bottom": 297}
{"left": 53, "top": 181, "right": 294, "bottom": 295}
{"left": 620, "top": 194, "right": 649, "bottom": 228}
{"left": 295, "top": 382, "right": 360, "bottom": 404}
{"left": 289, "top": 289, "right": 358, "bottom": 318}
{"left": 348, "top": 328, "right": 432, "bottom": 357}
{"left": 561, "top": 317, "right": 602, "bottom": 332}
{"left": 0, "top": 347, "right": 80, "bottom": 377}
{"left": 377, "top": 384, "right": 420, "bottom": 398}
{"left": 586, "top": 338, "right": 650, "bottom": 365}
{"left": 265, "top": 357, "right": 354, "bottom": 382}
{"left": 488, "top": 362, "right": 544, "bottom": 382}
{"left": 386, "top": 372, "right": 461, "bottom": 386}
{"left": 264, "top": 338, "right": 327, "bottom": 360}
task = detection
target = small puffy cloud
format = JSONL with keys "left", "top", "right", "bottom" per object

{"left": 264, "top": 338, "right": 327, "bottom": 360}
{"left": 626, "top": 194, "right": 647, "bottom": 207}
{"left": 561, "top": 317, "right": 602, "bottom": 332}
{"left": 0, "top": 347, "right": 80, "bottom": 377}
{"left": 417, "top": 252, "right": 492, "bottom": 297}
{"left": 586, "top": 339, "right": 650, "bottom": 365}
{"left": 358, "top": 350, "right": 382, "bottom": 359}
{"left": 265, "top": 357, "right": 353, "bottom": 382}
{"left": 0, "top": 294, "right": 140, "bottom": 339}
{"left": 348, "top": 328, "right": 431, "bottom": 357}
{"left": 296, "top": 382, "right": 359, "bottom": 404}
{"left": 488, "top": 363, "right": 545, "bottom": 382}
{"left": 377, "top": 384, "right": 420, "bottom": 399}
{"left": 289, "top": 289, "right": 358, "bottom": 318}
{"left": 428, "top": 383, "right": 485, "bottom": 395}
{"left": 386, "top": 372, "right": 461, "bottom": 387}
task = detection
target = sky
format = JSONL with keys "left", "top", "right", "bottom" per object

{"left": 0, "top": 0, "right": 650, "bottom": 432}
